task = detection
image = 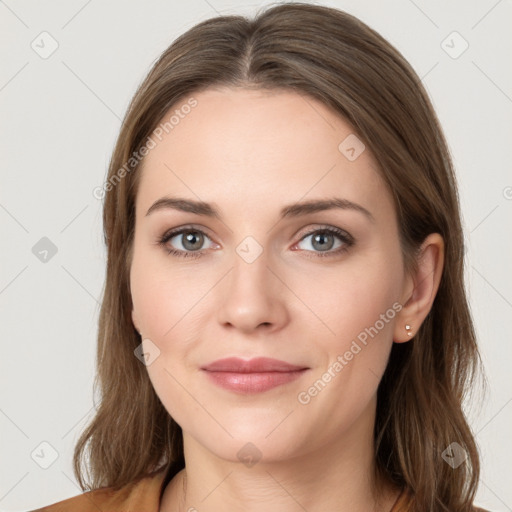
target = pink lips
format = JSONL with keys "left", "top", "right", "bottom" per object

{"left": 201, "top": 357, "right": 309, "bottom": 393}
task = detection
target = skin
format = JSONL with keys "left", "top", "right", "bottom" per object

{"left": 130, "top": 87, "right": 444, "bottom": 511}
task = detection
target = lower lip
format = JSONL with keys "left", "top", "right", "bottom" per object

{"left": 203, "top": 369, "right": 308, "bottom": 393}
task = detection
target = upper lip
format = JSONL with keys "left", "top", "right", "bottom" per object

{"left": 201, "top": 357, "right": 308, "bottom": 373}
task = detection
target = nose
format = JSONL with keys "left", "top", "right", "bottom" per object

{"left": 216, "top": 245, "right": 289, "bottom": 334}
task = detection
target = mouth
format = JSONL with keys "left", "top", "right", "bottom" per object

{"left": 201, "top": 357, "right": 309, "bottom": 394}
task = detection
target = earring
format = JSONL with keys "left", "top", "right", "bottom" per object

{"left": 405, "top": 324, "right": 413, "bottom": 337}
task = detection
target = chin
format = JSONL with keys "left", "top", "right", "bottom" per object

{"left": 181, "top": 413, "right": 315, "bottom": 465}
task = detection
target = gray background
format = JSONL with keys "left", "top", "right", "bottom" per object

{"left": 1, "top": 0, "right": 511, "bottom": 510}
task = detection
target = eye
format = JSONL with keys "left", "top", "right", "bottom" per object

{"left": 157, "top": 225, "right": 354, "bottom": 260}
{"left": 157, "top": 226, "right": 217, "bottom": 259}
{"left": 294, "top": 227, "right": 354, "bottom": 258}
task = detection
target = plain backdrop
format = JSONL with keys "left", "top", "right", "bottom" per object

{"left": 1, "top": 1, "right": 511, "bottom": 510}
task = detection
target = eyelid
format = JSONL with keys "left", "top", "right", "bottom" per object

{"left": 159, "top": 223, "right": 353, "bottom": 242}
{"left": 159, "top": 223, "right": 214, "bottom": 239}
{"left": 295, "top": 224, "right": 354, "bottom": 243}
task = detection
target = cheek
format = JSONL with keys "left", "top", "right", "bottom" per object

{"left": 293, "top": 252, "right": 403, "bottom": 417}
{"left": 130, "top": 257, "right": 208, "bottom": 428}
{"left": 130, "top": 249, "right": 213, "bottom": 400}
{"left": 302, "top": 257, "right": 402, "bottom": 348}
{"left": 130, "top": 244, "right": 200, "bottom": 339}
{"left": 293, "top": 269, "right": 400, "bottom": 433}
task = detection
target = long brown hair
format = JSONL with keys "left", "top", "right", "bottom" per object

{"left": 74, "top": 3, "right": 485, "bottom": 510}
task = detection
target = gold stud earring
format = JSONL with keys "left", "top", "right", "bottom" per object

{"left": 405, "top": 324, "right": 413, "bottom": 336}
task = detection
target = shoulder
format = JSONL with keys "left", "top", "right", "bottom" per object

{"left": 28, "top": 467, "right": 168, "bottom": 512}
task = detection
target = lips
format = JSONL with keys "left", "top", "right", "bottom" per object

{"left": 201, "top": 357, "right": 309, "bottom": 393}
{"left": 201, "top": 357, "right": 307, "bottom": 373}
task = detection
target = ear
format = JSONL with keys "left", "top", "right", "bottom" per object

{"left": 394, "top": 233, "right": 445, "bottom": 343}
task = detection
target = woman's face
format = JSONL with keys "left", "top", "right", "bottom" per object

{"left": 130, "top": 87, "right": 411, "bottom": 463}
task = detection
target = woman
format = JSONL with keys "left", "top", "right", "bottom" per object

{"left": 32, "top": 3, "right": 487, "bottom": 511}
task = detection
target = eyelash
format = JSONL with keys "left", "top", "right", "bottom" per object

{"left": 157, "top": 225, "right": 354, "bottom": 260}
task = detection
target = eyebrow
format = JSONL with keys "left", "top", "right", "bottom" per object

{"left": 145, "top": 196, "right": 375, "bottom": 222}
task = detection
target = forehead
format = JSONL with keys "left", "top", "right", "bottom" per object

{"left": 136, "top": 87, "right": 392, "bottom": 221}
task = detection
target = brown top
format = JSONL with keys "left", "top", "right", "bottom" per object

{"left": 29, "top": 466, "right": 172, "bottom": 512}
{"left": 30, "top": 466, "right": 488, "bottom": 512}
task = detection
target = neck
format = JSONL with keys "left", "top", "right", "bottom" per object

{"left": 161, "top": 400, "right": 400, "bottom": 511}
